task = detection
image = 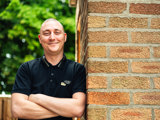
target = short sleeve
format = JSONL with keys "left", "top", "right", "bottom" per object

{"left": 72, "top": 64, "right": 86, "bottom": 95}
{"left": 11, "top": 63, "right": 32, "bottom": 95}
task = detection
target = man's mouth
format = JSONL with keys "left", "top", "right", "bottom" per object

{"left": 48, "top": 42, "right": 58, "bottom": 45}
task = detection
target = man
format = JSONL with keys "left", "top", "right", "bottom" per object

{"left": 11, "top": 18, "right": 86, "bottom": 120}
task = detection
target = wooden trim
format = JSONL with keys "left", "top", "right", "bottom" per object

{"left": 69, "top": 0, "right": 77, "bottom": 7}
{"left": 77, "top": 16, "right": 81, "bottom": 63}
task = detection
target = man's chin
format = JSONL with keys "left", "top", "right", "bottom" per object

{"left": 50, "top": 50, "right": 59, "bottom": 53}
{"left": 48, "top": 47, "right": 59, "bottom": 51}
{"left": 48, "top": 49, "right": 61, "bottom": 54}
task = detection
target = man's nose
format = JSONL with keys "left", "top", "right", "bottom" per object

{"left": 50, "top": 32, "right": 55, "bottom": 40}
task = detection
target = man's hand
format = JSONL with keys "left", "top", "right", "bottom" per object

{"left": 11, "top": 93, "right": 58, "bottom": 119}
{"left": 29, "top": 94, "right": 42, "bottom": 103}
{"left": 28, "top": 92, "right": 86, "bottom": 118}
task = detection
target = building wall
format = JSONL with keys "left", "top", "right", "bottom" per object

{"left": 75, "top": 0, "right": 160, "bottom": 119}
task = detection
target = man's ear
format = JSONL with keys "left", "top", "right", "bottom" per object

{"left": 64, "top": 33, "right": 67, "bottom": 42}
{"left": 38, "top": 34, "right": 41, "bottom": 44}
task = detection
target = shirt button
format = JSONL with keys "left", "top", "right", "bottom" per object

{"left": 50, "top": 79, "right": 53, "bottom": 82}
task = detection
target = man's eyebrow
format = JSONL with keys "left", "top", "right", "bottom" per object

{"left": 42, "top": 29, "right": 62, "bottom": 32}
{"left": 42, "top": 29, "right": 50, "bottom": 33}
{"left": 54, "top": 29, "right": 62, "bottom": 31}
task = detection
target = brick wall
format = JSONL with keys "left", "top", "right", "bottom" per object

{"left": 75, "top": 0, "right": 160, "bottom": 119}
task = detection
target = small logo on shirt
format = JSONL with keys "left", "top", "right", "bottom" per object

{"left": 61, "top": 82, "right": 66, "bottom": 86}
{"left": 60, "top": 80, "right": 71, "bottom": 86}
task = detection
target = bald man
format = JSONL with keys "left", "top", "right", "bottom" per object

{"left": 11, "top": 18, "right": 86, "bottom": 120}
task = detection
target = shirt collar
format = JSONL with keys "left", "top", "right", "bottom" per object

{"left": 42, "top": 55, "right": 66, "bottom": 69}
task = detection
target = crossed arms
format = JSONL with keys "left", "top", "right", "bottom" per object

{"left": 11, "top": 92, "right": 86, "bottom": 119}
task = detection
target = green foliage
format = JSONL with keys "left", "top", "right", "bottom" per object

{"left": 0, "top": 0, "right": 76, "bottom": 94}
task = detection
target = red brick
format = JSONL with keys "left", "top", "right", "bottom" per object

{"left": 133, "top": 92, "right": 160, "bottom": 105}
{"left": 130, "top": 3, "right": 160, "bottom": 15}
{"left": 155, "top": 109, "right": 160, "bottom": 120}
{"left": 87, "top": 107, "right": 107, "bottom": 120}
{"left": 154, "top": 77, "right": 160, "bottom": 89}
{"left": 88, "top": 2, "right": 126, "bottom": 13}
{"left": 88, "top": 46, "right": 106, "bottom": 58}
{"left": 88, "top": 92, "right": 130, "bottom": 105}
{"left": 88, "top": 61, "right": 128, "bottom": 73}
{"left": 87, "top": 76, "right": 107, "bottom": 89}
{"left": 111, "top": 108, "right": 152, "bottom": 120}
{"left": 88, "top": 16, "right": 106, "bottom": 28}
{"left": 112, "top": 76, "right": 150, "bottom": 89}
{"left": 151, "top": 18, "right": 160, "bottom": 29}
{"left": 88, "top": 31, "right": 128, "bottom": 43}
{"left": 131, "top": 32, "right": 160, "bottom": 43}
{"left": 109, "top": 17, "right": 148, "bottom": 28}
{"left": 132, "top": 62, "right": 160, "bottom": 73}
{"left": 153, "top": 47, "right": 160, "bottom": 58}
{"left": 110, "top": 46, "right": 150, "bottom": 58}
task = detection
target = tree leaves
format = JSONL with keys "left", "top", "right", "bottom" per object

{"left": 0, "top": 0, "right": 75, "bottom": 93}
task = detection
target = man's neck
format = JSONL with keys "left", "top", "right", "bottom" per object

{"left": 44, "top": 52, "right": 63, "bottom": 66}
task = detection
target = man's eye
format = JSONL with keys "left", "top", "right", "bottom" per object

{"left": 43, "top": 33, "right": 50, "bottom": 36}
{"left": 54, "top": 31, "right": 61, "bottom": 35}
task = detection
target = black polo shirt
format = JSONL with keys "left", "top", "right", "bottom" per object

{"left": 12, "top": 55, "right": 86, "bottom": 120}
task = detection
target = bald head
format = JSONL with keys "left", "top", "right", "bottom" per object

{"left": 40, "top": 18, "right": 64, "bottom": 33}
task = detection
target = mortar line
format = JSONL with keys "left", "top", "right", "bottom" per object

{"left": 107, "top": 108, "right": 111, "bottom": 120}
{"left": 87, "top": 104, "right": 160, "bottom": 109}
{"left": 128, "top": 31, "right": 132, "bottom": 43}
{"left": 88, "top": 0, "right": 160, "bottom": 4}
{"left": 107, "top": 46, "right": 110, "bottom": 58}
{"left": 88, "top": 43, "right": 160, "bottom": 47}
{"left": 150, "top": 46, "right": 154, "bottom": 59}
{"left": 128, "top": 59, "right": 132, "bottom": 73}
{"left": 148, "top": 17, "right": 152, "bottom": 29}
{"left": 106, "top": 16, "right": 109, "bottom": 27}
{"left": 108, "top": 76, "right": 112, "bottom": 89}
{"left": 150, "top": 77, "right": 155, "bottom": 89}
{"left": 88, "top": 13, "right": 160, "bottom": 18}
{"left": 87, "top": 89, "right": 160, "bottom": 92}
{"left": 88, "top": 73, "right": 160, "bottom": 77}
{"left": 130, "top": 92, "right": 134, "bottom": 105}
{"left": 152, "top": 108, "right": 155, "bottom": 120}
{"left": 87, "top": 57, "right": 160, "bottom": 62}
{"left": 88, "top": 27, "right": 160, "bottom": 32}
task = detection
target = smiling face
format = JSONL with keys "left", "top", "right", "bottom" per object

{"left": 38, "top": 19, "right": 67, "bottom": 56}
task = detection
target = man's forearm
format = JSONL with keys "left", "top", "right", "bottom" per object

{"left": 29, "top": 93, "right": 86, "bottom": 118}
{"left": 13, "top": 100, "right": 58, "bottom": 119}
{"left": 12, "top": 93, "right": 58, "bottom": 119}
